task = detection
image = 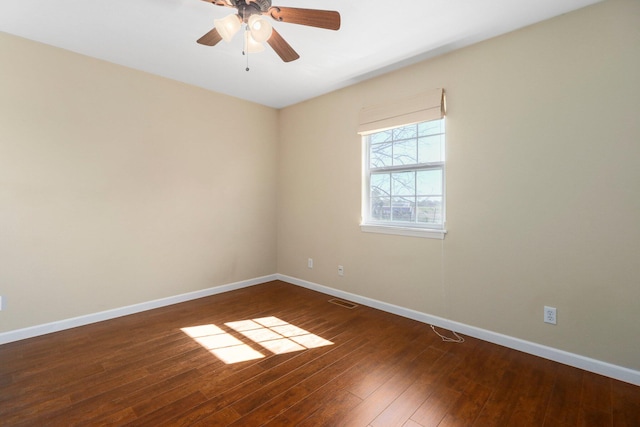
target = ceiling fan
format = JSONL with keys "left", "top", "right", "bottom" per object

{"left": 197, "top": 0, "right": 341, "bottom": 63}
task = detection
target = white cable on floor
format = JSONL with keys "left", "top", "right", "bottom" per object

{"left": 431, "top": 324, "right": 465, "bottom": 343}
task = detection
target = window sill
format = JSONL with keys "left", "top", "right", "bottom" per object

{"left": 360, "top": 224, "right": 447, "bottom": 239}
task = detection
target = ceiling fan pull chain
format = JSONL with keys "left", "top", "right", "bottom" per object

{"left": 241, "top": 8, "right": 250, "bottom": 71}
{"left": 244, "top": 28, "right": 250, "bottom": 71}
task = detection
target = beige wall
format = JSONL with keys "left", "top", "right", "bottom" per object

{"left": 0, "top": 33, "right": 278, "bottom": 331}
{"left": 277, "top": 0, "right": 640, "bottom": 370}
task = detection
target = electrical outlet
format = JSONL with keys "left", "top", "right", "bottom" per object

{"left": 338, "top": 265, "right": 344, "bottom": 276}
{"left": 544, "top": 306, "right": 557, "bottom": 324}
{"left": 307, "top": 258, "right": 313, "bottom": 269}
{"left": 0, "top": 295, "right": 3, "bottom": 311}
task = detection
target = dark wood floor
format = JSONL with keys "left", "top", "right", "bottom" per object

{"left": 1, "top": 281, "right": 639, "bottom": 426}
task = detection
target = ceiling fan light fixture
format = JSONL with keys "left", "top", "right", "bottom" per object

{"left": 214, "top": 14, "right": 241, "bottom": 42}
{"left": 244, "top": 31, "right": 265, "bottom": 53}
{"left": 248, "top": 14, "right": 272, "bottom": 43}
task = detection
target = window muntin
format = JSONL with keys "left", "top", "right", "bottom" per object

{"left": 364, "top": 119, "right": 445, "bottom": 229}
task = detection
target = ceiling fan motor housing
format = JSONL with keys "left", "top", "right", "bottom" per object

{"left": 231, "top": 0, "right": 272, "bottom": 19}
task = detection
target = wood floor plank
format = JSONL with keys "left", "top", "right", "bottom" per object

{"left": 26, "top": 369, "right": 203, "bottom": 426}
{"left": 581, "top": 372, "right": 612, "bottom": 412}
{"left": 544, "top": 364, "right": 585, "bottom": 426}
{"left": 612, "top": 380, "right": 640, "bottom": 427}
{"left": 578, "top": 406, "right": 612, "bottom": 427}
{"left": 472, "top": 369, "right": 519, "bottom": 427}
{"left": 437, "top": 380, "right": 492, "bottom": 427}
{"left": 409, "top": 385, "right": 462, "bottom": 427}
{"left": 340, "top": 326, "right": 436, "bottom": 400}
{"left": 505, "top": 355, "right": 558, "bottom": 426}
{"left": 123, "top": 391, "right": 208, "bottom": 427}
{"left": 224, "top": 339, "right": 367, "bottom": 426}
{"left": 333, "top": 348, "right": 441, "bottom": 426}
{"left": 159, "top": 398, "right": 237, "bottom": 427}
{"left": 262, "top": 379, "right": 363, "bottom": 427}
{"left": 190, "top": 406, "right": 242, "bottom": 427}
{"left": 369, "top": 347, "right": 447, "bottom": 427}
{"left": 0, "top": 393, "right": 73, "bottom": 427}
{"left": 229, "top": 335, "right": 370, "bottom": 417}
{"left": 1, "top": 280, "right": 638, "bottom": 426}
{"left": 296, "top": 388, "right": 363, "bottom": 426}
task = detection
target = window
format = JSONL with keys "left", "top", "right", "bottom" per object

{"left": 361, "top": 119, "right": 446, "bottom": 238}
{"left": 358, "top": 88, "right": 446, "bottom": 239}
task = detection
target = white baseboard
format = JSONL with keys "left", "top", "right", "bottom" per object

{"left": 277, "top": 274, "right": 640, "bottom": 387}
{"left": 0, "top": 274, "right": 277, "bottom": 345}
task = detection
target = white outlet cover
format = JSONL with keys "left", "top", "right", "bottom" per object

{"left": 544, "top": 306, "right": 557, "bottom": 324}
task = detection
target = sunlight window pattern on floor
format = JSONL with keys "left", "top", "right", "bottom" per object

{"left": 181, "top": 316, "right": 333, "bottom": 364}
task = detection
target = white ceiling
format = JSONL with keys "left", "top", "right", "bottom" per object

{"left": 0, "top": 0, "right": 601, "bottom": 108}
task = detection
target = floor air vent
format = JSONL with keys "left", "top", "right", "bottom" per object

{"left": 328, "top": 298, "right": 358, "bottom": 309}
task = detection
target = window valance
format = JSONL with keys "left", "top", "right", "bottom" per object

{"left": 357, "top": 88, "right": 445, "bottom": 135}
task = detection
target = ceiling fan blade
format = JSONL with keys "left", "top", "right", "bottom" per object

{"left": 197, "top": 28, "right": 223, "bottom": 46}
{"left": 267, "top": 28, "right": 300, "bottom": 62}
{"left": 267, "top": 7, "right": 340, "bottom": 30}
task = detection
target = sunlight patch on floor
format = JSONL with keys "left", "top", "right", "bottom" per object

{"left": 181, "top": 324, "right": 264, "bottom": 364}
{"left": 181, "top": 316, "right": 333, "bottom": 364}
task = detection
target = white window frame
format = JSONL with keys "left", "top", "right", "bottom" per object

{"left": 361, "top": 119, "right": 447, "bottom": 239}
